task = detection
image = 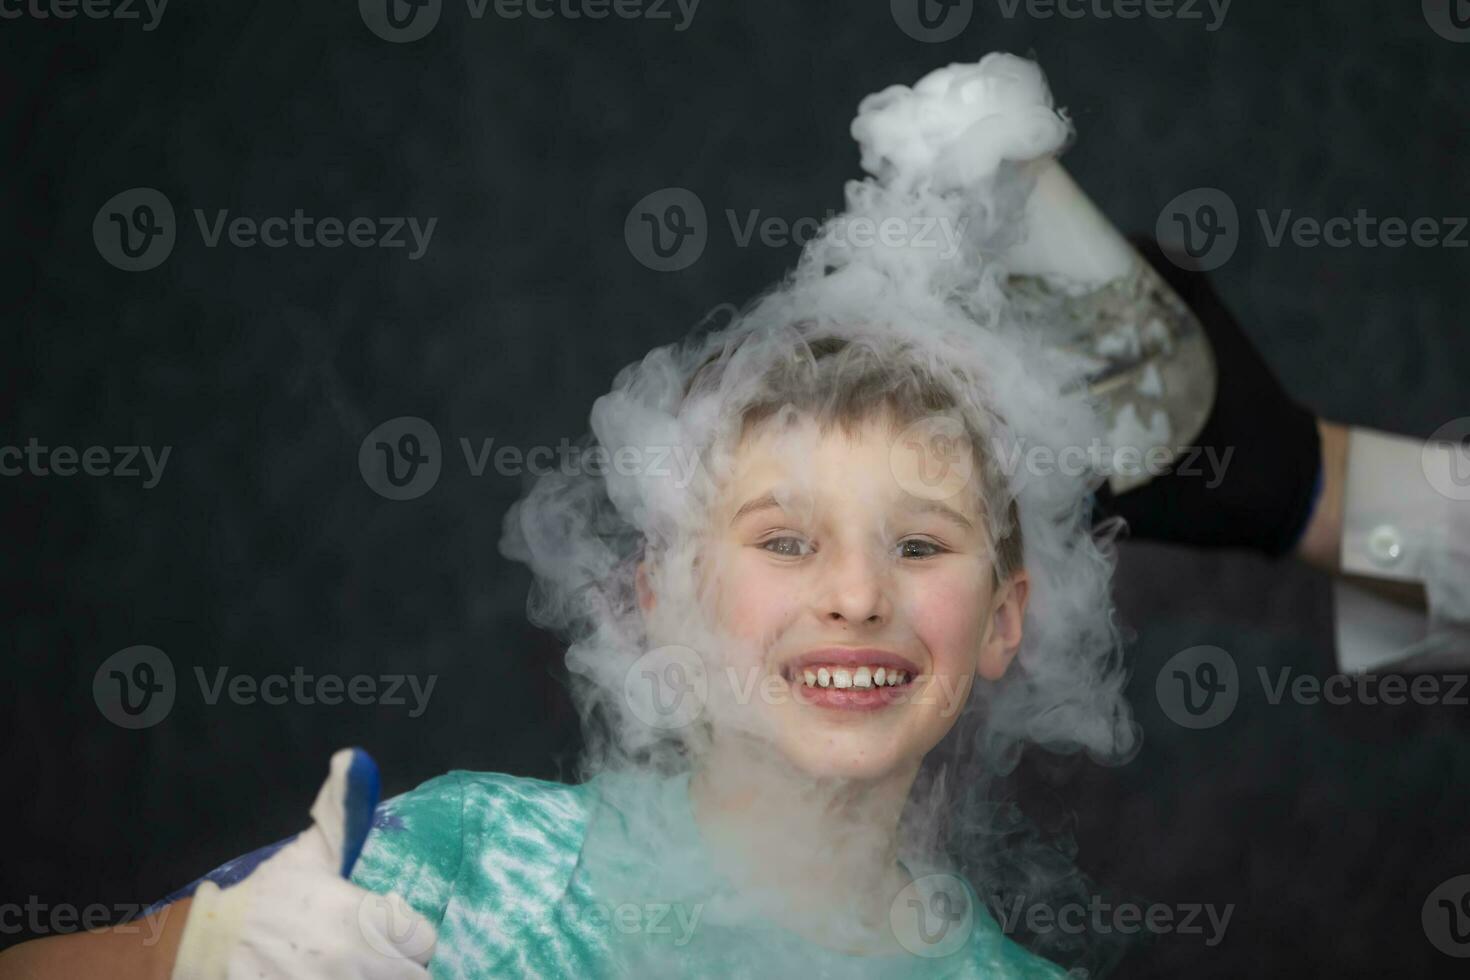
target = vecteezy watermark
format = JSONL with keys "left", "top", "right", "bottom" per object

{"left": 194, "top": 666, "right": 437, "bottom": 717}
{"left": 621, "top": 654, "right": 977, "bottom": 732}
{"left": 1156, "top": 186, "right": 1468, "bottom": 272}
{"left": 624, "top": 645, "right": 709, "bottom": 730}
{"left": 890, "top": 0, "right": 973, "bottom": 44}
{"left": 0, "top": 439, "right": 171, "bottom": 488}
{"left": 729, "top": 667, "right": 972, "bottom": 716}
{"left": 1423, "top": 874, "right": 1470, "bottom": 958}
{"left": 459, "top": 437, "right": 701, "bottom": 486}
{"left": 989, "top": 436, "right": 1232, "bottom": 487}
{"left": 555, "top": 897, "right": 705, "bottom": 946}
{"left": 93, "top": 646, "right": 177, "bottom": 729}
{"left": 624, "top": 188, "right": 707, "bottom": 272}
{"left": 359, "top": 0, "right": 699, "bottom": 43}
{"left": 1257, "top": 210, "right": 1468, "bottom": 251}
{"left": 359, "top": 416, "right": 704, "bottom": 501}
{"left": 192, "top": 210, "right": 437, "bottom": 259}
{"left": 94, "top": 188, "right": 437, "bottom": 271}
{"left": 93, "top": 646, "right": 438, "bottom": 729}
{"left": 406, "top": 894, "right": 705, "bottom": 953}
{"left": 1423, "top": 418, "right": 1470, "bottom": 502}
{"left": 1156, "top": 645, "right": 1470, "bottom": 730}
{"left": 0, "top": 0, "right": 168, "bottom": 31}
{"left": 1155, "top": 645, "right": 1240, "bottom": 729}
{"left": 889, "top": 416, "right": 976, "bottom": 503}
{"left": 359, "top": 0, "right": 444, "bottom": 41}
{"left": 93, "top": 188, "right": 177, "bottom": 272}
{"left": 0, "top": 897, "right": 174, "bottom": 944}
{"left": 887, "top": 416, "right": 1233, "bottom": 501}
{"left": 1155, "top": 187, "right": 1240, "bottom": 272}
{"left": 992, "top": 0, "right": 1232, "bottom": 32}
{"left": 356, "top": 891, "right": 439, "bottom": 962}
{"left": 890, "top": 874, "right": 976, "bottom": 958}
{"left": 359, "top": 416, "right": 444, "bottom": 501}
{"left": 726, "top": 210, "right": 968, "bottom": 261}
{"left": 623, "top": 189, "right": 969, "bottom": 272}
{"left": 1258, "top": 667, "right": 1469, "bottom": 709}
{"left": 1423, "top": 0, "right": 1470, "bottom": 43}
{"left": 987, "top": 893, "right": 1234, "bottom": 947}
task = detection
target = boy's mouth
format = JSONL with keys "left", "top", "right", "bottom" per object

{"left": 779, "top": 648, "right": 921, "bottom": 711}
{"left": 792, "top": 665, "right": 910, "bottom": 689}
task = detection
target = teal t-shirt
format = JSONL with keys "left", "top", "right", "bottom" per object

{"left": 350, "top": 769, "right": 1070, "bottom": 979}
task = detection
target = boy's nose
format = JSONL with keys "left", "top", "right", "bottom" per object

{"left": 814, "top": 547, "right": 893, "bottom": 626}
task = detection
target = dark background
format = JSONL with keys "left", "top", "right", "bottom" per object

{"left": 3, "top": 1, "right": 1468, "bottom": 976}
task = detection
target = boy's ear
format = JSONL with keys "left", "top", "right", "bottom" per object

{"left": 976, "top": 569, "right": 1029, "bottom": 682}
{"left": 636, "top": 559, "right": 655, "bottom": 613}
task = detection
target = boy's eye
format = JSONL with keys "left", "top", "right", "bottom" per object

{"left": 759, "top": 536, "right": 946, "bottom": 559}
{"left": 898, "top": 537, "right": 947, "bottom": 559}
{"left": 760, "top": 535, "right": 811, "bottom": 558}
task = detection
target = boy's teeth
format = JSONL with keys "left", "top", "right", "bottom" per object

{"left": 797, "top": 666, "right": 910, "bottom": 688}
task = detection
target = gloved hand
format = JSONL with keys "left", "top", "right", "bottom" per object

{"left": 1092, "top": 236, "right": 1324, "bottom": 558}
{"left": 171, "top": 748, "right": 437, "bottom": 979}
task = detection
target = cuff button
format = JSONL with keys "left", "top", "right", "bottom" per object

{"left": 1367, "top": 524, "right": 1405, "bottom": 566}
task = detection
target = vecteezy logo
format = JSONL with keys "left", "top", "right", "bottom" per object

{"left": 93, "top": 188, "right": 176, "bottom": 271}
{"left": 624, "top": 645, "right": 707, "bottom": 730}
{"left": 624, "top": 188, "right": 707, "bottom": 272}
{"left": 889, "top": 415, "right": 975, "bottom": 502}
{"left": 1423, "top": 874, "right": 1470, "bottom": 957}
{"left": 358, "top": 892, "right": 439, "bottom": 961}
{"left": 891, "top": 873, "right": 975, "bottom": 958}
{"left": 1155, "top": 645, "right": 1238, "bottom": 729}
{"left": 890, "top": 0, "right": 972, "bottom": 43}
{"left": 93, "top": 645, "right": 176, "bottom": 729}
{"left": 1423, "top": 418, "right": 1470, "bottom": 502}
{"left": 360, "top": 0, "right": 442, "bottom": 42}
{"left": 358, "top": 417, "right": 442, "bottom": 500}
{"left": 1155, "top": 187, "right": 1239, "bottom": 272}
{"left": 1424, "top": 0, "right": 1470, "bottom": 42}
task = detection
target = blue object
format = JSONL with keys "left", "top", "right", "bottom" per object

{"left": 136, "top": 748, "right": 382, "bottom": 919}
{"left": 339, "top": 748, "right": 382, "bottom": 878}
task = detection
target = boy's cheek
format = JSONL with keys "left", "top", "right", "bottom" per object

{"left": 899, "top": 581, "right": 981, "bottom": 667}
{"left": 719, "top": 558, "right": 802, "bottom": 636}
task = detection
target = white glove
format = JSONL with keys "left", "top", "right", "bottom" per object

{"left": 171, "top": 748, "right": 438, "bottom": 979}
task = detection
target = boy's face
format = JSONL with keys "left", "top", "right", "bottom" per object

{"left": 690, "top": 412, "right": 1029, "bottom": 783}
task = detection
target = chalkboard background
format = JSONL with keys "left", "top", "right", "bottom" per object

{"left": 4, "top": 1, "right": 1469, "bottom": 975}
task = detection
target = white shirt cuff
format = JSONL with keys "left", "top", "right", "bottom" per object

{"left": 1334, "top": 426, "right": 1470, "bottom": 671}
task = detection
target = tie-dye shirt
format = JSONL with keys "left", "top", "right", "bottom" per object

{"left": 349, "top": 769, "right": 1070, "bottom": 979}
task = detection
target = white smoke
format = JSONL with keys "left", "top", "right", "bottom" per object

{"left": 500, "top": 52, "right": 1140, "bottom": 974}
